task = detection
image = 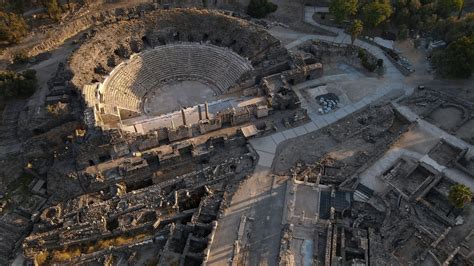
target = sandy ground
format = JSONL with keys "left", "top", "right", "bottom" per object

{"left": 144, "top": 80, "right": 217, "bottom": 115}
{"left": 429, "top": 107, "right": 464, "bottom": 130}
{"left": 272, "top": 104, "right": 404, "bottom": 175}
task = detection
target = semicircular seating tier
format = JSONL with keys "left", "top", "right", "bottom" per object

{"left": 99, "top": 43, "right": 253, "bottom": 113}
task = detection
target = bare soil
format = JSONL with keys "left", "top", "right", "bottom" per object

{"left": 428, "top": 107, "right": 464, "bottom": 131}
{"left": 273, "top": 105, "right": 409, "bottom": 177}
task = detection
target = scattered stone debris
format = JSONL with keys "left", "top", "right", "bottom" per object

{"left": 316, "top": 92, "right": 340, "bottom": 114}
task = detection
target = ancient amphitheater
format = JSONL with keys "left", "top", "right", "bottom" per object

{"left": 74, "top": 8, "right": 293, "bottom": 136}
{"left": 20, "top": 6, "right": 323, "bottom": 265}
{"left": 86, "top": 43, "right": 253, "bottom": 117}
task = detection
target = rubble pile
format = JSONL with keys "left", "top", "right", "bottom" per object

{"left": 316, "top": 92, "right": 340, "bottom": 114}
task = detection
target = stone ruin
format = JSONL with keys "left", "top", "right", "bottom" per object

{"left": 24, "top": 135, "right": 257, "bottom": 265}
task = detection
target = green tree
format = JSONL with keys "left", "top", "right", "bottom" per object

{"left": 329, "top": 0, "right": 359, "bottom": 23}
{"left": 0, "top": 11, "right": 28, "bottom": 44}
{"left": 393, "top": 0, "right": 425, "bottom": 30}
{"left": 349, "top": 19, "right": 363, "bottom": 44}
{"left": 362, "top": 0, "right": 393, "bottom": 28}
{"left": 432, "top": 13, "right": 474, "bottom": 44}
{"left": 247, "top": 0, "right": 278, "bottom": 18}
{"left": 436, "top": 0, "right": 463, "bottom": 18}
{"left": 41, "top": 0, "right": 63, "bottom": 22}
{"left": 448, "top": 184, "right": 472, "bottom": 211}
{"left": 432, "top": 34, "right": 474, "bottom": 78}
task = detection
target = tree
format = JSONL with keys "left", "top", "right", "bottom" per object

{"left": 448, "top": 184, "right": 472, "bottom": 212}
{"left": 247, "top": 0, "right": 278, "bottom": 18}
{"left": 362, "top": 0, "right": 393, "bottom": 28}
{"left": 41, "top": 0, "right": 63, "bottom": 22}
{"left": 349, "top": 19, "right": 363, "bottom": 44}
{"left": 436, "top": 0, "right": 463, "bottom": 18}
{"left": 434, "top": 13, "right": 474, "bottom": 43}
{"left": 432, "top": 34, "right": 474, "bottom": 78}
{"left": 0, "top": 11, "right": 28, "bottom": 44}
{"left": 329, "top": 0, "right": 359, "bottom": 23}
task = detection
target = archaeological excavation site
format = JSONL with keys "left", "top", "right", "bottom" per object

{"left": 0, "top": 0, "right": 473, "bottom": 265}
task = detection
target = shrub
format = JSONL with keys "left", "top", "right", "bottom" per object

{"left": 398, "top": 25, "right": 409, "bottom": 40}
{"left": 431, "top": 34, "right": 474, "bottom": 79}
{"left": 361, "top": 59, "right": 377, "bottom": 72}
{"left": 358, "top": 49, "right": 367, "bottom": 60}
{"left": 13, "top": 51, "right": 29, "bottom": 65}
{"left": 377, "top": 59, "right": 384, "bottom": 67}
{"left": 0, "top": 11, "right": 28, "bottom": 44}
{"left": 329, "top": 0, "right": 359, "bottom": 23}
{"left": 247, "top": 0, "right": 278, "bottom": 18}
{"left": 41, "top": 0, "right": 63, "bottom": 22}
{"left": 447, "top": 183, "right": 472, "bottom": 216}
{"left": 0, "top": 69, "right": 37, "bottom": 99}
{"left": 362, "top": 1, "right": 393, "bottom": 28}
{"left": 358, "top": 49, "right": 377, "bottom": 72}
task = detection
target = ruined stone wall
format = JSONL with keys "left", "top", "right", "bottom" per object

{"left": 230, "top": 109, "right": 251, "bottom": 125}
{"left": 167, "top": 125, "right": 193, "bottom": 142}
{"left": 282, "top": 63, "right": 323, "bottom": 84}
{"left": 199, "top": 119, "right": 223, "bottom": 134}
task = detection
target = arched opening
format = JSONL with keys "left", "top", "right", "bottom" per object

{"left": 106, "top": 218, "right": 119, "bottom": 231}
{"left": 141, "top": 35, "right": 149, "bottom": 46}
{"left": 203, "top": 33, "right": 209, "bottom": 41}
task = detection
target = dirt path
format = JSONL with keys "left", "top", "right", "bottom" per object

{"left": 25, "top": 33, "right": 82, "bottom": 110}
